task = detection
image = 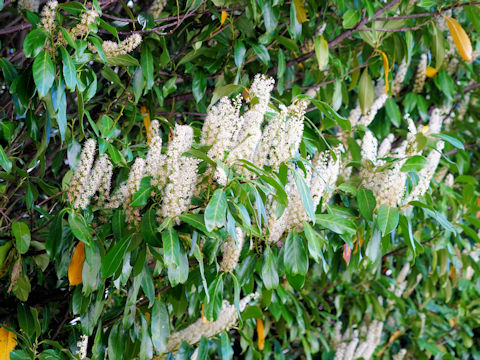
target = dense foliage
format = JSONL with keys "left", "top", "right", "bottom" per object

{"left": 0, "top": 0, "right": 480, "bottom": 359}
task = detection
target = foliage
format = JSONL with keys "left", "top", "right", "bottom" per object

{"left": 0, "top": 0, "right": 480, "bottom": 359}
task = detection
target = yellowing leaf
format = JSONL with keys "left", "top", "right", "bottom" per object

{"left": 256, "top": 318, "right": 265, "bottom": 351}
{"left": 377, "top": 50, "right": 389, "bottom": 93}
{"left": 0, "top": 326, "right": 17, "bottom": 360}
{"left": 68, "top": 242, "right": 85, "bottom": 286}
{"left": 201, "top": 304, "right": 207, "bottom": 324}
{"left": 140, "top": 106, "right": 151, "bottom": 144}
{"left": 314, "top": 36, "right": 329, "bottom": 71}
{"left": 293, "top": 0, "right": 309, "bottom": 24}
{"left": 212, "top": 10, "right": 228, "bottom": 34}
{"left": 425, "top": 66, "right": 439, "bottom": 78}
{"left": 445, "top": 16, "right": 473, "bottom": 61}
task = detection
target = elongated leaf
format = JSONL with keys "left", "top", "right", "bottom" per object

{"left": 303, "top": 221, "right": 324, "bottom": 263}
{"left": 357, "top": 188, "right": 376, "bottom": 221}
{"left": 141, "top": 208, "right": 161, "bottom": 246}
{"left": 68, "top": 242, "right": 85, "bottom": 286}
{"left": 359, "top": 69, "right": 374, "bottom": 115}
{"left": 60, "top": 47, "right": 77, "bottom": 91}
{"left": 0, "top": 144, "right": 12, "bottom": 174}
{"left": 400, "top": 155, "right": 428, "bottom": 172}
{"left": 291, "top": 168, "right": 315, "bottom": 223}
{"left": 376, "top": 205, "right": 399, "bottom": 236}
{"left": 162, "top": 224, "right": 180, "bottom": 267}
{"left": 314, "top": 36, "right": 328, "bottom": 71}
{"left": 431, "top": 133, "right": 464, "bottom": 150}
{"left": 205, "top": 189, "right": 227, "bottom": 231}
{"left": 262, "top": 247, "right": 279, "bottom": 290}
{"left": 283, "top": 232, "right": 308, "bottom": 276}
{"left": 101, "top": 235, "right": 132, "bottom": 280}
{"left": 33, "top": 51, "right": 55, "bottom": 98}
{"left": 293, "top": 0, "right": 308, "bottom": 23}
{"left": 205, "top": 275, "right": 223, "bottom": 320}
{"left": 315, "top": 214, "right": 356, "bottom": 235}
{"left": 68, "top": 212, "right": 93, "bottom": 247}
{"left": 151, "top": 298, "right": 169, "bottom": 354}
{"left": 141, "top": 46, "right": 154, "bottom": 90}
{"left": 445, "top": 16, "right": 472, "bottom": 61}
{"left": 179, "top": 214, "right": 209, "bottom": 234}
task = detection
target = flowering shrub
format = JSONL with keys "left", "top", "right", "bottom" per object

{"left": 0, "top": 0, "right": 480, "bottom": 359}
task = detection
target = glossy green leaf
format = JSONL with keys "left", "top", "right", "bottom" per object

{"left": 101, "top": 235, "right": 132, "bottom": 280}
{"left": 357, "top": 187, "right": 376, "bottom": 221}
{"left": 205, "top": 189, "right": 227, "bottom": 231}
{"left": 33, "top": 51, "right": 55, "bottom": 98}
{"left": 376, "top": 205, "right": 399, "bottom": 236}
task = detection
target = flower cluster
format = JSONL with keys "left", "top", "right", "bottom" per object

{"left": 166, "top": 293, "right": 258, "bottom": 353}
{"left": 332, "top": 320, "right": 385, "bottom": 360}
{"left": 220, "top": 227, "right": 245, "bottom": 272}
{"left": 40, "top": 0, "right": 58, "bottom": 34}
{"left": 89, "top": 34, "right": 142, "bottom": 57}
{"left": 413, "top": 53, "right": 427, "bottom": 93}
{"left": 70, "top": 9, "right": 99, "bottom": 39}
{"left": 267, "top": 145, "right": 343, "bottom": 243}
{"left": 19, "top": 0, "right": 39, "bottom": 12}
{"left": 149, "top": 0, "right": 167, "bottom": 18}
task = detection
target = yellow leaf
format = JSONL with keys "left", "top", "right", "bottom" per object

{"left": 212, "top": 10, "right": 228, "bottom": 34}
{"left": 0, "top": 326, "right": 17, "bottom": 360}
{"left": 256, "top": 318, "right": 265, "bottom": 351}
{"left": 68, "top": 242, "right": 85, "bottom": 286}
{"left": 445, "top": 16, "right": 472, "bottom": 62}
{"left": 293, "top": 0, "right": 308, "bottom": 24}
{"left": 201, "top": 304, "right": 207, "bottom": 324}
{"left": 425, "top": 66, "right": 439, "bottom": 78}
{"left": 377, "top": 50, "right": 389, "bottom": 93}
{"left": 140, "top": 106, "right": 151, "bottom": 144}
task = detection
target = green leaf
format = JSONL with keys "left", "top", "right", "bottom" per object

{"left": 132, "top": 67, "right": 145, "bottom": 104}
{"left": 365, "top": 228, "right": 381, "bottom": 262}
{"left": 234, "top": 40, "right": 246, "bottom": 68}
{"left": 0, "top": 144, "right": 12, "bottom": 173}
{"left": 220, "top": 332, "right": 233, "bottom": 360}
{"left": 431, "top": 24, "right": 445, "bottom": 69}
{"left": 303, "top": 221, "right": 324, "bottom": 263}
{"left": 12, "top": 222, "right": 31, "bottom": 255}
{"left": 205, "top": 275, "right": 224, "bottom": 320}
{"left": 291, "top": 168, "right": 316, "bottom": 223}
{"left": 315, "top": 214, "right": 356, "bottom": 235}
{"left": 60, "top": 47, "right": 77, "bottom": 91}
{"left": 101, "top": 235, "right": 132, "bottom": 280}
{"left": 359, "top": 69, "right": 374, "bottom": 115}
{"left": 343, "top": 9, "right": 360, "bottom": 28}
{"left": 33, "top": 51, "right": 55, "bottom": 98}
{"left": 197, "top": 336, "right": 209, "bottom": 360}
{"left": 139, "top": 315, "right": 153, "bottom": 360}
{"left": 204, "top": 189, "right": 227, "bottom": 231}
{"left": 141, "top": 46, "right": 154, "bottom": 90}
{"left": 310, "top": 98, "right": 350, "bottom": 131}
{"left": 179, "top": 213, "right": 209, "bottom": 234}
{"left": 193, "top": 71, "right": 207, "bottom": 103}
{"left": 106, "top": 54, "right": 139, "bottom": 66}
{"left": 141, "top": 208, "right": 161, "bottom": 246}
{"left": 283, "top": 231, "right": 308, "bottom": 277}
{"left": 400, "top": 155, "right": 428, "bottom": 172}
{"left": 151, "top": 298, "right": 170, "bottom": 354}
{"left": 250, "top": 43, "right": 270, "bottom": 65}
{"left": 431, "top": 133, "right": 464, "bottom": 150}
{"left": 209, "top": 84, "right": 243, "bottom": 108}
{"left": 162, "top": 224, "right": 180, "bottom": 267}
{"left": 357, "top": 187, "right": 376, "bottom": 221}
{"left": 130, "top": 181, "right": 153, "bottom": 207}
{"left": 376, "top": 205, "right": 399, "bottom": 236}
{"left": 68, "top": 212, "right": 93, "bottom": 247}
{"left": 262, "top": 247, "right": 279, "bottom": 290}
{"left": 23, "top": 29, "right": 48, "bottom": 58}
{"left": 314, "top": 36, "right": 328, "bottom": 71}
